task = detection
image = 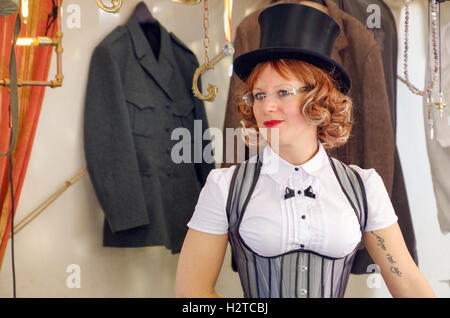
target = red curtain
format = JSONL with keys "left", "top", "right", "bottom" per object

{"left": 0, "top": 0, "right": 61, "bottom": 268}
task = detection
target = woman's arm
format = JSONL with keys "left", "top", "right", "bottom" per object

{"left": 175, "top": 228, "right": 229, "bottom": 298}
{"left": 363, "top": 222, "right": 435, "bottom": 297}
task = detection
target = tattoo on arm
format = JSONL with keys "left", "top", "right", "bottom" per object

{"left": 370, "top": 232, "right": 403, "bottom": 278}
{"left": 370, "top": 231, "right": 386, "bottom": 251}
{"left": 387, "top": 253, "right": 396, "bottom": 264}
{"left": 391, "top": 266, "right": 403, "bottom": 277}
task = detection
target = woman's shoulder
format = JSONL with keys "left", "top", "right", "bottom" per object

{"left": 204, "top": 165, "right": 238, "bottom": 194}
{"left": 347, "top": 164, "right": 378, "bottom": 181}
{"left": 347, "top": 165, "right": 398, "bottom": 231}
{"left": 347, "top": 164, "right": 387, "bottom": 193}
{"left": 187, "top": 166, "right": 239, "bottom": 235}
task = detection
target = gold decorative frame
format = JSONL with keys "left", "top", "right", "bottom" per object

{"left": 172, "top": 0, "right": 201, "bottom": 4}
{"left": 96, "top": 0, "right": 122, "bottom": 13}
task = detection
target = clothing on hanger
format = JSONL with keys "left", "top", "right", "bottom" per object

{"left": 339, "top": 0, "right": 397, "bottom": 134}
{"left": 331, "top": 0, "right": 418, "bottom": 273}
{"left": 133, "top": 2, "right": 161, "bottom": 60}
{"left": 84, "top": 12, "right": 214, "bottom": 252}
{"left": 422, "top": 17, "right": 450, "bottom": 234}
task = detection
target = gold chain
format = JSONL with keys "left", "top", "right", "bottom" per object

{"left": 203, "top": 0, "right": 210, "bottom": 64}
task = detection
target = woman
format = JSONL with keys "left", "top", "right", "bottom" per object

{"left": 175, "top": 3, "right": 435, "bottom": 298}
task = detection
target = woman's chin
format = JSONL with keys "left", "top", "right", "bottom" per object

{"left": 260, "top": 127, "right": 282, "bottom": 142}
{"left": 265, "top": 135, "right": 288, "bottom": 149}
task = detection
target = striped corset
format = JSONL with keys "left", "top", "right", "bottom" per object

{"left": 226, "top": 151, "right": 367, "bottom": 298}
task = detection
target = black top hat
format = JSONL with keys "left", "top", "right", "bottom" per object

{"left": 233, "top": 3, "right": 351, "bottom": 94}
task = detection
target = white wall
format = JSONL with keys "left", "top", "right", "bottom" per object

{"left": 0, "top": 0, "right": 448, "bottom": 298}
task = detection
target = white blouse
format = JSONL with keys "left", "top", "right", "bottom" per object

{"left": 187, "top": 141, "right": 398, "bottom": 258}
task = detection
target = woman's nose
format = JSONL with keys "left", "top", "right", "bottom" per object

{"left": 262, "top": 94, "right": 278, "bottom": 111}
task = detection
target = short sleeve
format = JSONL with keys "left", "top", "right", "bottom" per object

{"left": 349, "top": 165, "right": 398, "bottom": 232}
{"left": 187, "top": 166, "right": 236, "bottom": 235}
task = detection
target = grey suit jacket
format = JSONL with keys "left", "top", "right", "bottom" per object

{"left": 84, "top": 16, "right": 214, "bottom": 253}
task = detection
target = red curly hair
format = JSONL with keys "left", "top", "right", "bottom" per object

{"left": 236, "top": 59, "right": 353, "bottom": 149}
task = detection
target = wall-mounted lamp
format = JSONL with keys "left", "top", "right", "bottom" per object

{"left": 21, "top": 0, "right": 28, "bottom": 18}
{"left": 16, "top": 36, "right": 55, "bottom": 46}
{"left": 96, "top": 0, "right": 122, "bottom": 13}
{"left": 0, "top": 0, "right": 64, "bottom": 88}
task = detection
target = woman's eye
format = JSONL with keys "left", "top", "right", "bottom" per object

{"left": 254, "top": 92, "right": 265, "bottom": 101}
{"left": 278, "top": 90, "right": 290, "bottom": 97}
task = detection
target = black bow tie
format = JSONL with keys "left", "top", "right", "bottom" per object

{"left": 284, "top": 187, "right": 295, "bottom": 199}
{"left": 304, "top": 185, "right": 316, "bottom": 199}
{"left": 284, "top": 185, "right": 315, "bottom": 200}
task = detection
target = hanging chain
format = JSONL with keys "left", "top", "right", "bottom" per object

{"left": 419, "top": 0, "right": 448, "bottom": 139}
{"left": 203, "top": 0, "right": 210, "bottom": 64}
{"left": 433, "top": 0, "right": 447, "bottom": 116}
{"left": 426, "top": 0, "right": 436, "bottom": 138}
{"left": 402, "top": 0, "right": 439, "bottom": 97}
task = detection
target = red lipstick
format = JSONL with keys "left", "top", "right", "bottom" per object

{"left": 264, "top": 120, "right": 284, "bottom": 128}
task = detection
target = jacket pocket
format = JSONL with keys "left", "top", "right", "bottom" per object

{"left": 139, "top": 168, "right": 153, "bottom": 177}
{"left": 171, "top": 100, "right": 196, "bottom": 137}
{"left": 126, "top": 91, "right": 165, "bottom": 137}
{"left": 171, "top": 99, "right": 194, "bottom": 117}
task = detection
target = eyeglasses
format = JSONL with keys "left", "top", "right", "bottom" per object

{"left": 242, "top": 86, "right": 312, "bottom": 107}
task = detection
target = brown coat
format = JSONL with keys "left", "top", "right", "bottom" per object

{"left": 222, "top": 0, "right": 418, "bottom": 273}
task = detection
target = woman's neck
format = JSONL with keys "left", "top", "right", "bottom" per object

{"left": 270, "top": 138, "right": 319, "bottom": 167}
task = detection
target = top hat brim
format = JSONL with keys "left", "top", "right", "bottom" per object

{"left": 233, "top": 47, "right": 351, "bottom": 94}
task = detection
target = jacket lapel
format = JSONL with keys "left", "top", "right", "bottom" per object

{"left": 126, "top": 16, "right": 174, "bottom": 100}
{"left": 323, "top": 0, "right": 349, "bottom": 61}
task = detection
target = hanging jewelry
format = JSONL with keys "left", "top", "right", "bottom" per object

{"left": 432, "top": 0, "right": 447, "bottom": 118}
{"left": 402, "top": 0, "right": 448, "bottom": 139}
{"left": 401, "top": 0, "right": 439, "bottom": 97}
{"left": 204, "top": 0, "right": 210, "bottom": 66}
{"left": 426, "top": 0, "right": 436, "bottom": 138}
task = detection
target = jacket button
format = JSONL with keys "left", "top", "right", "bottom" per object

{"left": 166, "top": 172, "right": 171, "bottom": 177}
{"left": 295, "top": 167, "right": 299, "bottom": 171}
{"left": 165, "top": 127, "right": 170, "bottom": 132}
{"left": 301, "top": 266, "right": 308, "bottom": 272}
{"left": 297, "top": 190, "right": 301, "bottom": 195}
{"left": 300, "top": 244, "right": 305, "bottom": 248}
{"left": 301, "top": 215, "right": 306, "bottom": 219}
{"left": 300, "top": 289, "right": 307, "bottom": 295}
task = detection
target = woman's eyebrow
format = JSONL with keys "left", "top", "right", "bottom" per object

{"left": 253, "top": 83, "right": 300, "bottom": 90}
